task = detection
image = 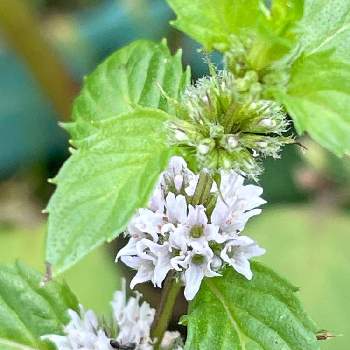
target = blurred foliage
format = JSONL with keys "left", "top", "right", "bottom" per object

{"left": 0, "top": 226, "right": 119, "bottom": 314}
{"left": 249, "top": 206, "right": 350, "bottom": 350}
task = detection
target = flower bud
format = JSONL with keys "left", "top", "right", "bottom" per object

{"left": 197, "top": 138, "right": 215, "bottom": 155}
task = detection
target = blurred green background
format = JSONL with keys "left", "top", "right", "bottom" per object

{"left": 0, "top": 1, "right": 349, "bottom": 349}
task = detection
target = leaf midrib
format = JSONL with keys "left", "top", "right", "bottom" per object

{"left": 308, "top": 20, "right": 350, "bottom": 55}
{"left": 205, "top": 279, "right": 248, "bottom": 350}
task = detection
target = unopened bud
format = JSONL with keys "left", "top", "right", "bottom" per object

{"left": 197, "top": 138, "right": 215, "bottom": 155}
{"left": 221, "top": 134, "right": 239, "bottom": 152}
{"left": 259, "top": 118, "right": 276, "bottom": 128}
{"left": 227, "top": 135, "right": 239, "bottom": 149}
{"left": 174, "top": 129, "right": 189, "bottom": 142}
{"left": 211, "top": 256, "right": 223, "bottom": 271}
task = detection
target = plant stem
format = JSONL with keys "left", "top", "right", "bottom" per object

{"left": 191, "top": 171, "right": 213, "bottom": 205}
{"left": 0, "top": 0, "right": 77, "bottom": 120}
{"left": 151, "top": 273, "right": 182, "bottom": 349}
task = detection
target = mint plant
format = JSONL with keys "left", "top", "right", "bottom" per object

{"left": 2, "top": 1, "right": 349, "bottom": 349}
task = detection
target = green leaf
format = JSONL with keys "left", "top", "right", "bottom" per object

{"left": 277, "top": 51, "right": 350, "bottom": 156}
{"left": 185, "top": 263, "right": 319, "bottom": 350}
{"left": 166, "top": 0, "right": 260, "bottom": 51}
{"left": 67, "top": 39, "right": 190, "bottom": 142}
{"left": 0, "top": 261, "right": 78, "bottom": 350}
{"left": 298, "top": 0, "right": 350, "bottom": 62}
{"left": 46, "top": 108, "right": 172, "bottom": 274}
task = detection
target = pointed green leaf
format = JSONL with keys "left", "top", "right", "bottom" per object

{"left": 166, "top": 0, "right": 260, "bottom": 51}
{"left": 46, "top": 108, "right": 172, "bottom": 274}
{"left": 298, "top": 0, "right": 350, "bottom": 62}
{"left": 166, "top": 0, "right": 303, "bottom": 70}
{"left": 68, "top": 39, "right": 190, "bottom": 142}
{"left": 185, "top": 263, "right": 320, "bottom": 350}
{"left": 0, "top": 262, "right": 78, "bottom": 350}
{"left": 277, "top": 51, "right": 350, "bottom": 156}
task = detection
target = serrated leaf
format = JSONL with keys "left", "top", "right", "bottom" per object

{"left": 68, "top": 39, "right": 190, "bottom": 142}
{"left": 277, "top": 51, "right": 350, "bottom": 156}
{"left": 46, "top": 108, "right": 172, "bottom": 274}
{"left": 0, "top": 261, "right": 78, "bottom": 350}
{"left": 167, "top": 0, "right": 260, "bottom": 51}
{"left": 298, "top": 0, "right": 350, "bottom": 62}
{"left": 167, "top": 0, "right": 302, "bottom": 70}
{"left": 185, "top": 263, "right": 319, "bottom": 350}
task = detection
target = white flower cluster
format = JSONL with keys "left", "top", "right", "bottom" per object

{"left": 43, "top": 280, "right": 182, "bottom": 350}
{"left": 117, "top": 157, "right": 266, "bottom": 300}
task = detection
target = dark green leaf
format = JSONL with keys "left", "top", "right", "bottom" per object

{"left": 0, "top": 262, "right": 78, "bottom": 350}
{"left": 277, "top": 51, "right": 350, "bottom": 156}
{"left": 185, "top": 263, "right": 319, "bottom": 350}
{"left": 67, "top": 39, "right": 190, "bottom": 142}
{"left": 46, "top": 108, "right": 172, "bottom": 274}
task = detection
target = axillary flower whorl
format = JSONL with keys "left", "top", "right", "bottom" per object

{"left": 169, "top": 69, "right": 293, "bottom": 179}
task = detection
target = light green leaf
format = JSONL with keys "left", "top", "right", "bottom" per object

{"left": 46, "top": 108, "right": 172, "bottom": 274}
{"left": 67, "top": 39, "right": 190, "bottom": 142}
{"left": 166, "top": 0, "right": 260, "bottom": 51}
{"left": 0, "top": 262, "right": 78, "bottom": 350}
{"left": 298, "top": 0, "right": 350, "bottom": 61}
{"left": 185, "top": 263, "right": 319, "bottom": 350}
{"left": 277, "top": 51, "right": 350, "bottom": 156}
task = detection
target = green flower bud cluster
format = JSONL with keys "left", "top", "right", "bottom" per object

{"left": 169, "top": 70, "right": 293, "bottom": 178}
{"left": 224, "top": 34, "right": 292, "bottom": 99}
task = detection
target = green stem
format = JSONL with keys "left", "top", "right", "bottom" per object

{"left": 0, "top": 0, "right": 77, "bottom": 120}
{"left": 191, "top": 171, "right": 213, "bottom": 205}
{"left": 151, "top": 274, "right": 182, "bottom": 349}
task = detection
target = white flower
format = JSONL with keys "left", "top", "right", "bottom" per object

{"left": 220, "top": 236, "right": 266, "bottom": 280}
{"left": 169, "top": 204, "right": 223, "bottom": 253}
{"left": 135, "top": 239, "right": 173, "bottom": 288}
{"left": 177, "top": 245, "right": 220, "bottom": 300}
{"left": 112, "top": 279, "right": 155, "bottom": 348}
{"left": 165, "top": 193, "right": 187, "bottom": 225}
{"left": 211, "top": 170, "right": 266, "bottom": 235}
{"left": 129, "top": 208, "right": 164, "bottom": 242}
{"left": 160, "top": 331, "right": 184, "bottom": 350}
{"left": 43, "top": 282, "right": 185, "bottom": 350}
{"left": 42, "top": 306, "right": 112, "bottom": 350}
{"left": 161, "top": 156, "right": 199, "bottom": 196}
{"left": 118, "top": 157, "right": 267, "bottom": 301}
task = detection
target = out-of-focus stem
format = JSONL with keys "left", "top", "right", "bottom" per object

{"left": 0, "top": 0, "right": 77, "bottom": 120}
{"left": 151, "top": 273, "right": 182, "bottom": 349}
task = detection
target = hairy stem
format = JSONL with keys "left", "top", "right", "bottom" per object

{"left": 151, "top": 273, "right": 182, "bottom": 349}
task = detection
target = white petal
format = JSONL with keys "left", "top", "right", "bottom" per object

{"left": 130, "top": 262, "right": 154, "bottom": 289}
{"left": 184, "top": 263, "right": 205, "bottom": 300}
{"left": 166, "top": 193, "right": 187, "bottom": 224}
{"left": 169, "top": 225, "right": 188, "bottom": 253}
{"left": 187, "top": 205, "right": 207, "bottom": 226}
{"left": 116, "top": 238, "right": 138, "bottom": 261}
{"left": 120, "top": 255, "right": 143, "bottom": 270}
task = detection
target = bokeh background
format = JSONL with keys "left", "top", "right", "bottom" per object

{"left": 0, "top": 1, "right": 349, "bottom": 349}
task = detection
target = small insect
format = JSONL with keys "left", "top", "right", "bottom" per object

{"left": 110, "top": 340, "right": 136, "bottom": 350}
{"left": 316, "top": 330, "right": 337, "bottom": 341}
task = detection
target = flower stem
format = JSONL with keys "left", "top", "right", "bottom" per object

{"left": 191, "top": 171, "right": 213, "bottom": 205}
{"left": 151, "top": 273, "right": 182, "bottom": 349}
